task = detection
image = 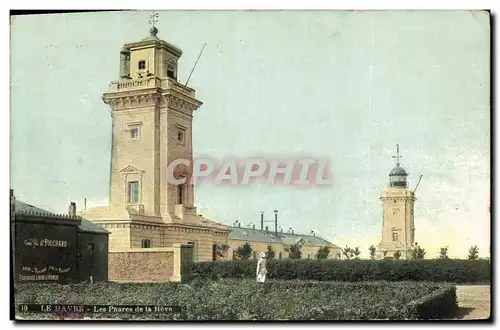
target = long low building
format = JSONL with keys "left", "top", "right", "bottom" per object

{"left": 226, "top": 224, "right": 341, "bottom": 260}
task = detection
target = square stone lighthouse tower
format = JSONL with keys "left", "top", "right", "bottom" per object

{"left": 82, "top": 21, "right": 228, "bottom": 258}
{"left": 377, "top": 144, "right": 419, "bottom": 259}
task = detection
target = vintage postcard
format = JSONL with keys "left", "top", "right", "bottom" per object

{"left": 10, "top": 10, "right": 491, "bottom": 321}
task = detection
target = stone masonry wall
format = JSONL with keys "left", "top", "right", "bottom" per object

{"left": 109, "top": 249, "right": 174, "bottom": 282}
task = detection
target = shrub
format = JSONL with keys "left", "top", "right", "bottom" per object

{"left": 316, "top": 246, "right": 330, "bottom": 260}
{"left": 341, "top": 246, "right": 361, "bottom": 259}
{"left": 235, "top": 243, "right": 252, "bottom": 260}
{"left": 411, "top": 245, "right": 426, "bottom": 259}
{"left": 192, "top": 259, "right": 490, "bottom": 284}
{"left": 468, "top": 245, "right": 479, "bottom": 260}
{"left": 284, "top": 243, "right": 301, "bottom": 259}
{"left": 369, "top": 245, "right": 376, "bottom": 259}
{"left": 266, "top": 245, "right": 276, "bottom": 259}
{"left": 14, "top": 280, "right": 457, "bottom": 320}
{"left": 439, "top": 247, "right": 449, "bottom": 260}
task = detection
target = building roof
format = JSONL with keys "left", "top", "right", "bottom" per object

{"left": 228, "top": 226, "right": 339, "bottom": 248}
{"left": 389, "top": 165, "right": 408, "bottom": 176}
{"left": 123, "top": 27, "right": 183, "bottom": 57}
{"left": 13, "top": 200, "right": 108, "bottom": 234}
{"left": 14, "top": 200, "right": 51, "bottom": 215}
{"left": 77, "top": 218, "right": 109, "bottom": 234}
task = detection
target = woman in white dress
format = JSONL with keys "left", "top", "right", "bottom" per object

{"left": 256, "top": 252, "right": 267, "bottom": 283}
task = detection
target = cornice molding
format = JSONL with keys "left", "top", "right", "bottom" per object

{"left": 103, "top": 91, "right": 162, "bottom": 110}
{"left": 103, "top": 90, "right": 201, "bottom": 114}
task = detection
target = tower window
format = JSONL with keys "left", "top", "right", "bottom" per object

{"left": 177, "top": 184, "right": 184, "bottom": 205}
{"left": 279, "top": 252, "right": 282, "bottom": 260}
{"left": 166, "top": 60, "right": 176, "bottom": 79}
{"left": 177, "top": 129, "right": 185, "bottom": 144}
{"left": 130, "top": 127, "right": 139, "bottom": 139}
{"left": 127, "top": 122, "right": 142, "bottom": 139}
{"left": 128, "top": 181, "right": 139, "bottom": 204}
{"left": 138, "top": 60, "right": 146, "bottom": 70}
{"left": 394, "top": 199, "right": 397, "bottom": 203}
{"left": 167, "top": 66, "right": 176, "bottom": 79}
{"left": 392, "top": 232, "right": 398, "bottom": 242}
{"left": 141, "top": 239, "right": 151, "bottom": 248}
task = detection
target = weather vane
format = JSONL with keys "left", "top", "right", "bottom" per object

{"left": 149, "top": 11, "right": 159, "bottom": 27}
{"left": 392, "top": 144, "right": 402, "bottom": 167}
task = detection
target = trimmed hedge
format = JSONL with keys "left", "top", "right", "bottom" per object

{"left": 406, "top": 285, "right": 458, "bottom": 319}
{"left": 192, "top": 259, "right": 490, "bottom": 283}
{"left": 14, "top": 280, "right": 457, "bottom": 320}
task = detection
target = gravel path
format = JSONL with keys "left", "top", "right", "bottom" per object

{"left": 455, "top": 285, "right": 490, "bottom": 320}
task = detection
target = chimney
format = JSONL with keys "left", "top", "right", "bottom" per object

{"left": 260, "top": 212, "right": 264, "bottom": 230}
{"left": 311, "top": 231, "right": 315, "bottom": 237}
{"left": 280, "top": 227, "right": 283, "bottom": 233}
{"left": 84, "top": 197, "right": 87, "bottom": 210}
{"left": 274, "top": 210, "right": 278, "bottom": 236}
{"left": 238, "top": 222, "right": 241, "bottom": 228}
{"left": 68, "top": 202, "right": 76, "bottom": 218}
{"left": 265, "top": 226, "right": 268, "bottom": 233}
{"left": 252, "top": 224, "right": 255, "bottom": 230}
{"left": 10, "top": 189, "right": 15, "bottom": 219}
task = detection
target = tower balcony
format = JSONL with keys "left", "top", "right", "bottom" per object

{"left": 108, "top": 76, "right": 196, "bottom": 99}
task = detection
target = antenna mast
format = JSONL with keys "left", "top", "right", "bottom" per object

{"left": 184, "top": 43, "right": 206, "bottom": 87}
{"left": 413, "top": 174, "right": 423, "bottom": 193}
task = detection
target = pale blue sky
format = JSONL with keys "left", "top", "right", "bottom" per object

{"left": 11, "top": 11, "right": 490, "bottom": 257}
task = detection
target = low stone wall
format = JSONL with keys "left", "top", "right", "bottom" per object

{"left": 109, "top": 248, "right": 174, "bottom": 282}
{"left": 108, "top": 244, "right": 193, "bottom": 283}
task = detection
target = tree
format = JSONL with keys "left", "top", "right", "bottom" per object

{"left": 341, "top": 246, "right": 352, "bottom": 259}
{"left": 215, "top": 244, "right": 229, "bottom": 259}
{"left": 393, "top": 250, "right": 401, "bottom": 259}
{"left": 267, "top": 245, "right": 276, "bottom": 259}
{"left": 235, "top": 242, "right": 253, "bottom": 260}
{"left": 369, "top": 245, "right": 376, "bottom": 259}
{"left": 342, "top": 246, "right": 361, "bottom": 259}
{"left": 352, "top": 247, "right": 361, "bottom": 259}
{"left": 316, "top": 246, "right": 330, "bottom": 260}
{"left": 439, "top": 246, "right": 449, "bottom": 259}
{"left": 284, "top": 243, "right": 302, "bottom": 259}
{"left": 468, "top": 245, "right": 479, "bottom": 260}
{"left": 411, "top": 244, "right": 426, "bottom": 259}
